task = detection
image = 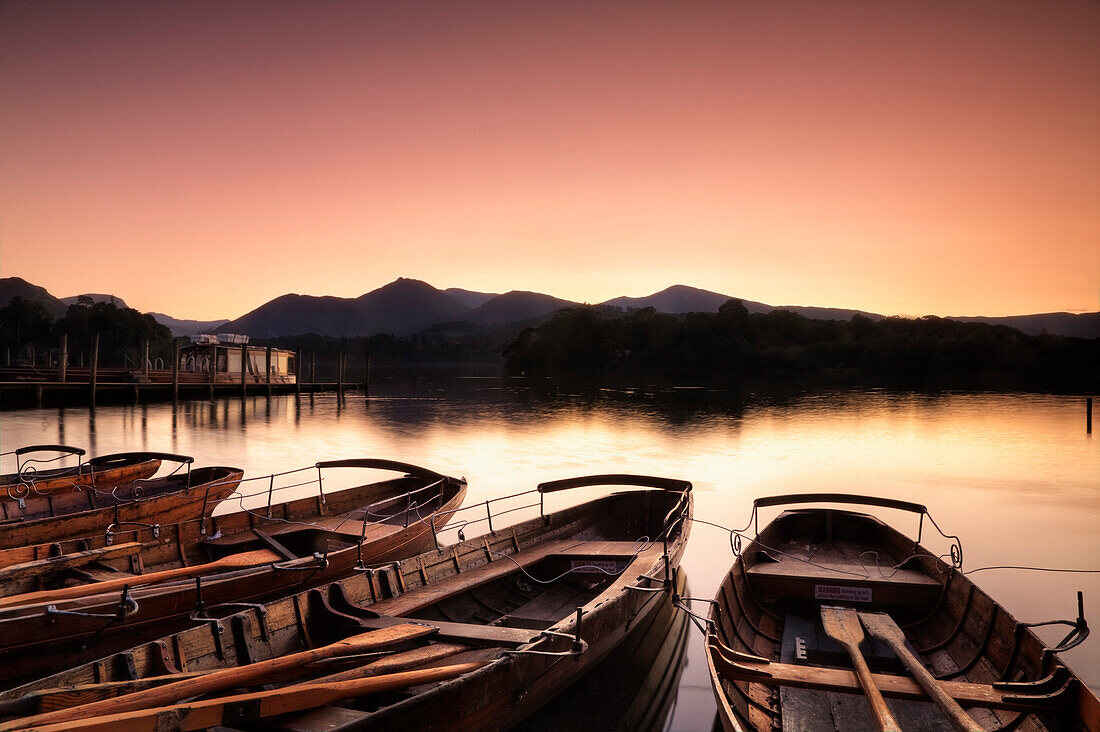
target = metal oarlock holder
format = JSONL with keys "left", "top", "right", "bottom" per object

{"left": 104, "top": 521, "right": 160, "bottom": 545}
{"left": 503, "top": 607, "right": 588, "bottom": 658}
{"left": 1023, "top": 591, "right": 1090, "bottom": 666}
{"left": 46, "top": 585, "right": 138, "bottom": 621}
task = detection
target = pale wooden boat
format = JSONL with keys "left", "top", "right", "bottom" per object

{"left": 1, "top": 446, "right": 160, "bottom": 499}
{"left": 0, "top": 458, "right": 466, "bottom": 687}
{"left": 706, "top": 494, "right": 1099, "bottom": 732}
{"left": 0, "top": 475, "right": 691, "bottom": 732}
{"left": 0, "top": 454, "right": 239, "bottom": 550}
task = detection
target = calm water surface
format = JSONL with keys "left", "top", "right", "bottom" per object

{"left": 2, "top": 382, "right": 1097, "bottom": 730}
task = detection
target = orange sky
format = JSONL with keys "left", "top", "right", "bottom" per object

{"left": 1, "top": 1, "right": 1097, "bottom": 320}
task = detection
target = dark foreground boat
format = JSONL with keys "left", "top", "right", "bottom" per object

{"left": 0, "top": 453, "right": 240, "bottom": 550}
{"left": 1, "top": 445, "right": 160, "bottom": 500}
{"left": 0, "top": 474, "right": 691, "bottom": 732}
{"left": 0, "top": 458, "right": 466, "bottom": 687}
{"left": 705, "top": 494, "right": 1099, "bottom": 732}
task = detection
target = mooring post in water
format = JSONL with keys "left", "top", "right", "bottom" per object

{"left": 310, "top": 352, "right": 316, "bottom": 388}
{"left": 209, "top": 343, "right": 217, "bottom": 400}
{"left": 172, "top": 341, "right": 180, "bottom": 403}
{"left": 241, "top": 344, "right": 248, "bottom": 399}
{"left": 265, "top": 346, "right": 272, "bottom": 397}
{"left": 1088, "top": 397, "right": 1093, "bottom": 434}
{"left": 143, "top": 340, "right": 150, "bottom": 379}
{"left": 337, "top": 350, "right": 345, "bottom": 395}
{"left": 363, "top": 351, "right": 371, "bottom": 397}
{"left": 59, "top": 334, "right": 67, "bottom": 383}
{"left": 89, "top": 334, "right": 99, "bottom": 406}
{"left": 295, "top": 348, "right": 301, "bottom": 397}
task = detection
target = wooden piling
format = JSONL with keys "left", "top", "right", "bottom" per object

{"left": 295, "top": 349, "right": 302, "bottom": 397}
{"left": 266, "top": 346, "right": 273, "bottom": 397}
{"left": 172, "top": 341, "right": 180, "bottom": 403}
{"left": 337, "top": 350, "right": 344, "bottom": 395}
{"left": 363, "top": 351, "right": 371, "bottom": 397}
{"left": 311, "top": 352, "right": 316, "bottom": 385}
{"left": 89, "top": 334, "right": 99, "bottom": 406}
{"left": 209, "top": 343, "right": 217, "bottom": 400}
{"left": 241, "top": 344, "right": 248, "bottom": 399}
{"left": 58, "top": 334, "right": 67, "bottom": 383}
{"left": 143, "top": 340, "right": 150, "bottom": 379}
{"left": 1088, "top": 397, "right": 1093, "bottom": 434}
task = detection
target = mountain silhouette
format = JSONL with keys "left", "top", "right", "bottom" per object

{"left": 466, "top": 291, "right": 581, "bottom": 325}
{"left": 0, "top": 277, "right": 67, "bottom": 317}
{"left": 3, "top": 276, "right": 1097, "bottom": 339}
{"left": 444, "top": 287, "right": 498, "bottom": 309}
{"left": 60, "top": 293, "right": 129, "bottom": 308}
{"left": 218, "top": 278, "right": 470, "bottom": 338}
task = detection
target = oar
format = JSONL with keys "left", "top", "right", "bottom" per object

{"left": 0, "top": 623, "right": 438, "bottom": 730}
{"left": 820, "top": 605, "right": 901, "bottom": 732}
{"left": 1, "top": 550, "right": 281, "bottom": 608}
{"left": 859, "top": 612, "right": 984, "bottom": 732}
{"left": 1, "top": 643, "right": 471, "bottom": 718}
{"left": 12, "top": 662, "right": 487, "bottom": 732}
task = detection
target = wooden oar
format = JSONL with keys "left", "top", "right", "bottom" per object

{"left": 12, "top": 662, "right": 487, "bottom": 732}
{"left": 820, "top": 605, "right": 901, "bottom": 732}
{"left": 0, "top": 549, "right": 280, "bottom": 608}
{"left": 0, "top": 672, "right": 210, "bottom": 718}
{"left": 0, "top": 643, "right": 471, "bottom": 718}
{"left": 0, "top": 623, "right": 437, "bottom": 730}
{"left": 306, "top": 642, "right": 470, "bottom": 685}
{"left": 859, "top": 612, "right": 984, "bottom": 732}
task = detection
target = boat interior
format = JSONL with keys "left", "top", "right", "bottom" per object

{"left": 710, "top": 504, "right": 1095, "bottom": 732}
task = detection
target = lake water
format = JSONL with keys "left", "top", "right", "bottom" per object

{"left": 2, "top": 381, "right": 1097, "bottom": 730}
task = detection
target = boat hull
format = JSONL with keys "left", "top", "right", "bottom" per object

{"left": 706, "top": 503, "right": 1099, "bottom": 732}
{"left": 0, "top": 483, "right": 692, "bottom": 731}
{"left": 0, "top": 470, "right": 465, "bottom": 686}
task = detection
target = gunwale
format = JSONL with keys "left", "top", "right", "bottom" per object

{"left": 705, "top": 498, "right": 1099, "bottom": 732}
{"left": 1, "top": 449, "right": 161, "bottom": 499}
{"left": 0, "top": 479, "right": 692, "bottom": 731}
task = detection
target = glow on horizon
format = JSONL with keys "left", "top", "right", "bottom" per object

{"left": 1, "top": 1, "right": 1097, "bottom": 321}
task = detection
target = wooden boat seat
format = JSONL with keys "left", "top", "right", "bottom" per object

{"left": 202, "top": 517, "right": 373, "bottom": 550}
{"left": 745, "top": 558, "right": 942, "bottom": 608}
{"left": 546, "top": 540, "right": 646, "bottom": 557}
{"left": 340, "top": 614, "right": 541, "bottom": 647}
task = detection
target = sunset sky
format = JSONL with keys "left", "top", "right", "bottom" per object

{"left": 1, "top": 1, "right": 1097, "bottom": 321}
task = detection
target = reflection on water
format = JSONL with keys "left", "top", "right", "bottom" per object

{"left": 2, "top": 382, "right": 1098, "bottom": 728}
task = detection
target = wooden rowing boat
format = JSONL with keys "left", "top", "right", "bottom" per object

{"left": 0, "top": 454, "right": 240, "bottom": 551}
{"left": 0, "top": 458, "right": 465, "bottom": 687}
{"left": 705, "top": 494, "right": 1099, "bottom": 732}
{"left": 1, "top": 446, "right": 160, "bottom": 499}
{"left": 0, "top": 474, "right": 691, "bottom": 731}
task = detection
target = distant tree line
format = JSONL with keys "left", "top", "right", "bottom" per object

{"left": 0, "top": 297, "right": 173, "bottom": 368}
{"left": 503, "top": 301, "right": 1099, "bottom": 388}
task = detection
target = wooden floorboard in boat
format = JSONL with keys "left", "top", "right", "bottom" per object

{"left": 778, "top": 613, "right": 954, "bottom": 732}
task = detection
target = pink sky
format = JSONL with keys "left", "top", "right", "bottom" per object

{"left": 1, "top": 1, "right": 1097, "bottom": 320}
